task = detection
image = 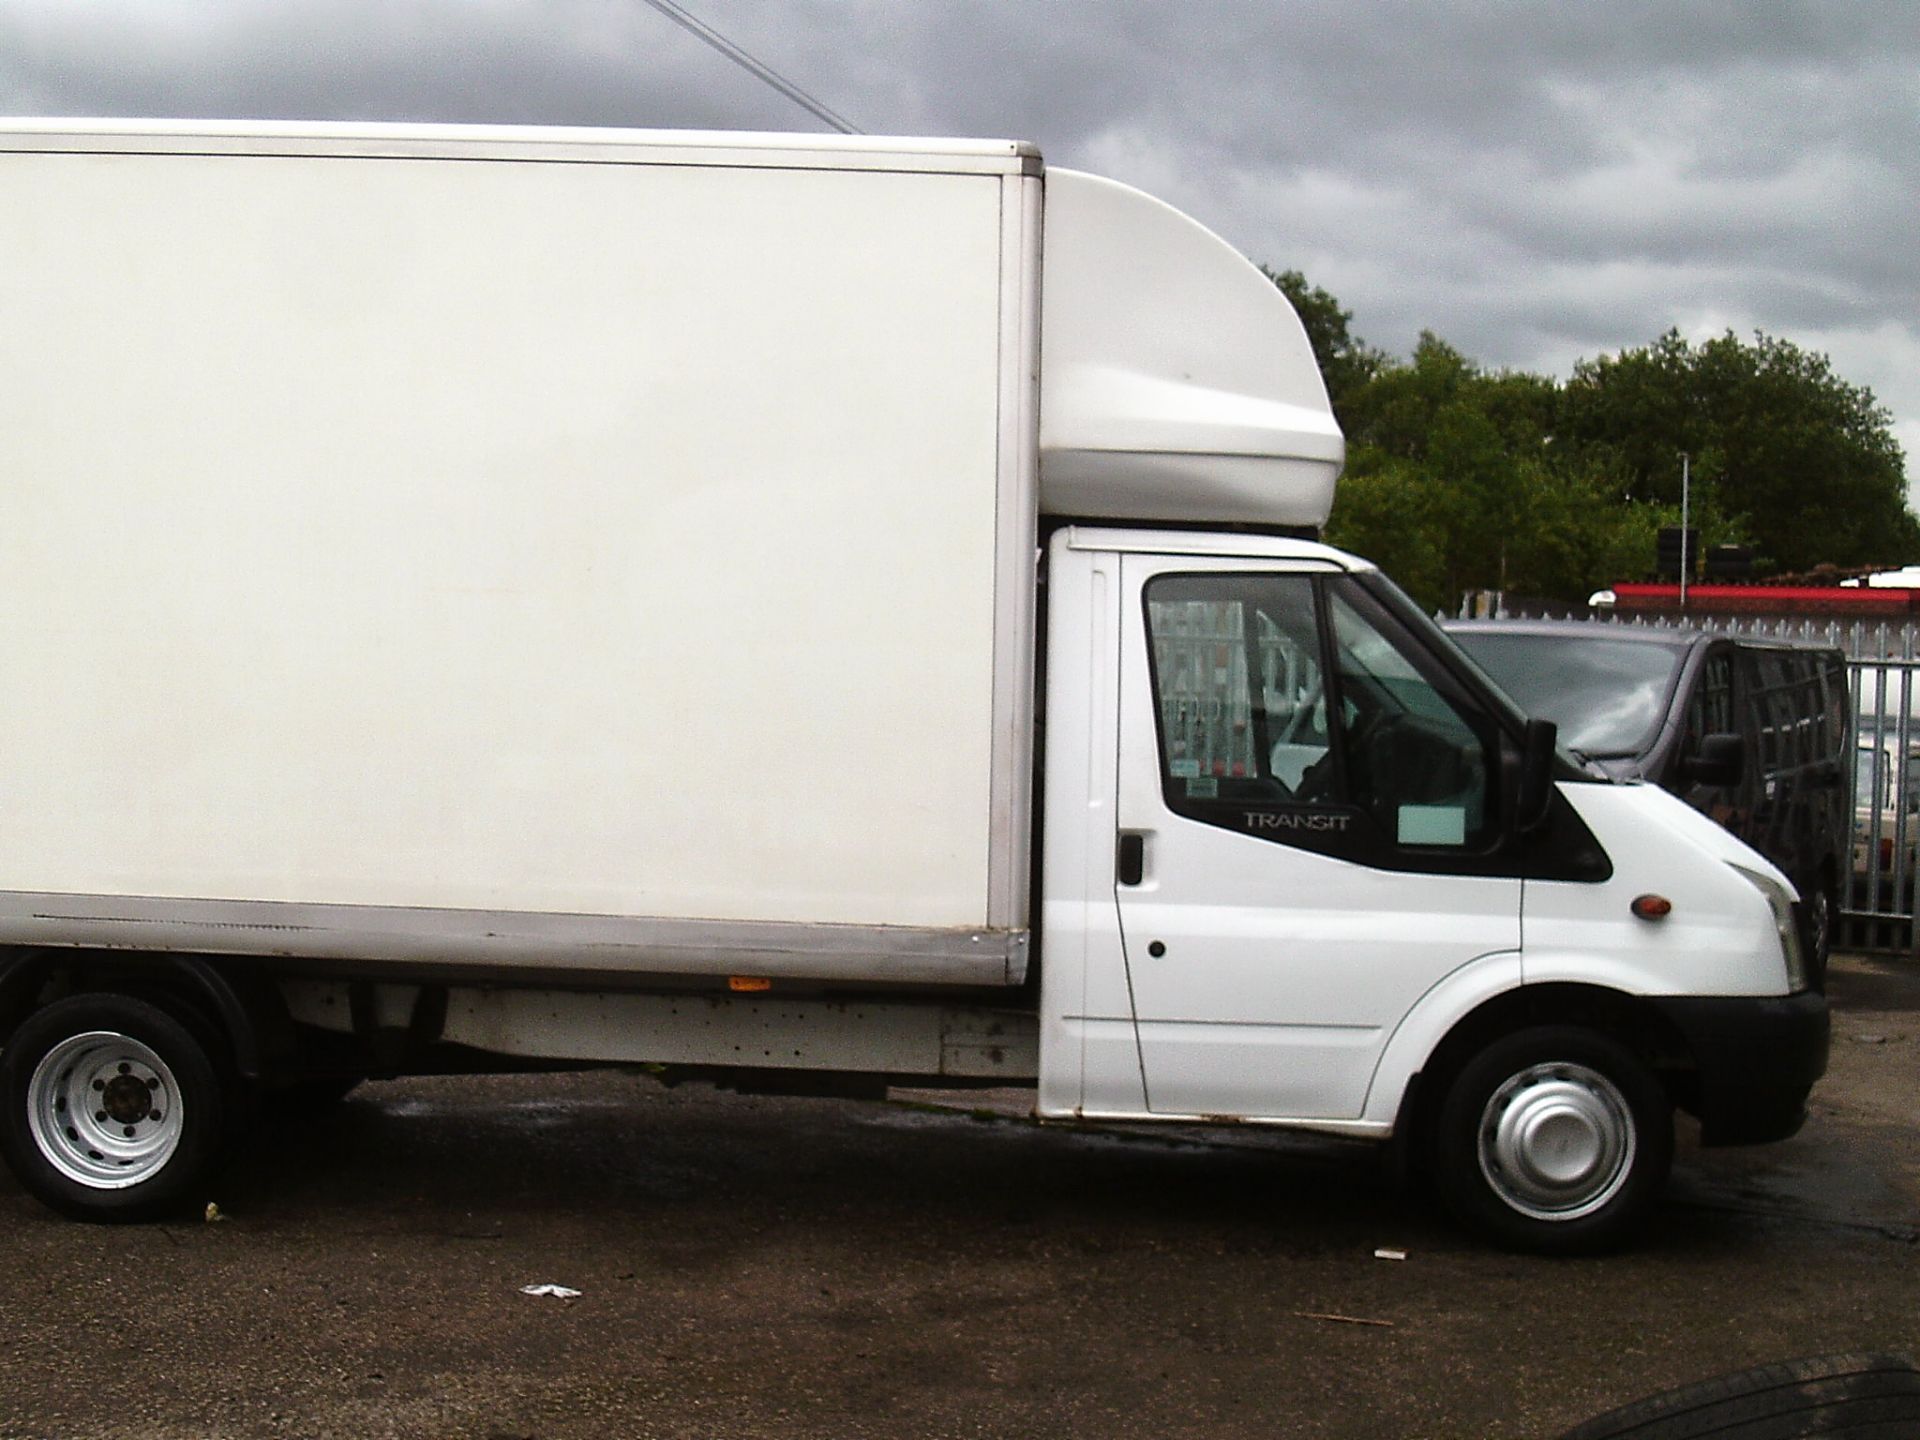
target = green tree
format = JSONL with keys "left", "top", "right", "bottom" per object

{"left": 1262, "top": 267, "right": 1386, "bottom": 419}
{"left": 1323, "top": 453, "right": 1450, "bottom": 606}
{"left": 1323, "top": 337, "right": 1758, "bottom": 609}
{"left": 1338, "top": 332, "right": 1474, "bottom": 460}
{"left": 1558, "top": 330, "right": 1916, "bottom": 573}
{"left": 1263, "top": 271, "right": 1913, "bottom": 604}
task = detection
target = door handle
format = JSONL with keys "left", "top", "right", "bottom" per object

{"left": 1117, "top": 832, "right": 1145, "bottom": 886}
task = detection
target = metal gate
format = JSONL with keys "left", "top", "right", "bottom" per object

{"left": 1847, "top": 652, "right": 1920, "bottom": 953}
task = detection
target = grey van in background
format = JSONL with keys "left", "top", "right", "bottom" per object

{"left": 1444, "top": 620, "right": 1851, "bottom": 975}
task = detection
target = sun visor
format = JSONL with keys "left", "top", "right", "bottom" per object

{"left": 1038, "top": 169, "right": 1344, "bottom": 528}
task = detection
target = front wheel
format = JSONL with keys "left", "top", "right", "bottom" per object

{"left": 0, "top": 994, "right": 228, "bottom": 1222}
{"left": 1430, "top": 1026, "right": 1673, "bottom": 1253}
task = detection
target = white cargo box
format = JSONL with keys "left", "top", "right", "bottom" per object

{"left": 0, "top": 122, "right": 1045, "bottom": 984}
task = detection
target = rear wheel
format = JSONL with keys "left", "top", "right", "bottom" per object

{"left": 1, "top": 994, "right": 229, "bottom": 1222}
{"left": 1430, "top": 1026, "right": 1672, "bottom": 1253}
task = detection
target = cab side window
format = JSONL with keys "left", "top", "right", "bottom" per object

{"left": 1146, "top": 575, "right": 1323, "bottom": 806}
{"left": 1143, "top": 573, "right": 1497, "bottom": 860}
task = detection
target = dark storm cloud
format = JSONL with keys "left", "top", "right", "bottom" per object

{"left": 0, "top": 1, "right": 787, "bottom": 126}
{"left": 3, "top": 0, "right": 1915, "bottom": 469}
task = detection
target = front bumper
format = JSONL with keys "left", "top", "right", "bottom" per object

{"left": 1650, "top": 990, "right": 1830, "bottom": 1146}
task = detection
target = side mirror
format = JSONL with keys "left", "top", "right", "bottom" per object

{"left": 1516, "top": 717, "right": 1558, "bottom": 833}
{"left": 1680, "top": 732, "right": 1744, "bottom": 788}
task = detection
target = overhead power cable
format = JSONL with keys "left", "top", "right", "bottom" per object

{"left": 637, "top": 0, "right": 864, "bottom": 135}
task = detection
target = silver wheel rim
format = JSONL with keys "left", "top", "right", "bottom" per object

{"left": 26, "top": 1030, "right": 183, "bottom": 1189}
{"left": 1476, "top": 1061, "right": 1636, "bottom": 1222}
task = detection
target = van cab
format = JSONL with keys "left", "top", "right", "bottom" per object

{"left": 1044, "top": 536, "right": 1828, "bottom": 1249}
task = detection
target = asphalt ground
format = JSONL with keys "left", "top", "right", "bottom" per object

{"left": 0, "top": 955, "right": 1915, "bottom": 1440}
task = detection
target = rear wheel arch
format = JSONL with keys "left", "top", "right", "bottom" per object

{"left": 0, "top": 952, "right": 59, "bottom": 1046}
{"left": 0, "top": 951, "right": 295, "bottom": 1083}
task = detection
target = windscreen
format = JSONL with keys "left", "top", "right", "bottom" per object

{"left": 1448, "top": 632, "right": 1684, "bottom": 758}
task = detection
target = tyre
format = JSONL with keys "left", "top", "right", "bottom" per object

{"left": 0, "top": 993, "right": 229, "bottom": 1222}
{"left": 1557, "top": 1352, "right": 1920, "bottom": 1439}
{"left": 1806, "top": 878, "right": 1835, "bottom": 988}
{"left": 1430, "top": 1025, "right": 1672, "bottom": 1254}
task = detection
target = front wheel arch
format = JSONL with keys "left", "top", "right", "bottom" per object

{"left": 1393, "top": 982, "right": 1694, "bottom": 1143}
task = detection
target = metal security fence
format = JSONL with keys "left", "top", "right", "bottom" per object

{"left": 1479, "top": 604, "right": 1920, "bottom": 956}
{"left": 1840, "top": 646, "right": 1920, "bottom": 956}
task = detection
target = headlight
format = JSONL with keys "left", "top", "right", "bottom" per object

{"left": 1730, "top": 863, "right": 1808, "bottom": 992}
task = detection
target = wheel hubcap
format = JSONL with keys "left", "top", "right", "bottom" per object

{"left": 26, "top": 1031, "right": 183, "bottom": 1189}
{"left": 1477, "top": 1061, "right": 1635, "bottom": 1221}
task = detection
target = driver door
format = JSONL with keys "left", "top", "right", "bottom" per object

{"left": 1113, "top": 555, "right": 1522, "bottom": 1120}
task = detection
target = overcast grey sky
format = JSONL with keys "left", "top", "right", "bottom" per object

{"left": 5, "top": 0, "right": 1916, "bottom": 501}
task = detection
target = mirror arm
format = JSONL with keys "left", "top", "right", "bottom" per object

{"left": 1515, "top": 717, "right": 1559, "bottom": 834}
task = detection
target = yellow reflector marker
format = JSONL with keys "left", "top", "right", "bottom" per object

{"left": 728, "top": 976, "right": 773, "bottom": 993}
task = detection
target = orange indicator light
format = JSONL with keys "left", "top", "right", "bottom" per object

{"left": 728, "top": 976, "right": 773, "bottom": 993}
{"left": 1631, "top": 894, "right": 1673, "bottom": 921}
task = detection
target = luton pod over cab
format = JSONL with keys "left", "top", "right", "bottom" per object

{"left": 0, "top": 120, "right": 1826, "bottom": 1251}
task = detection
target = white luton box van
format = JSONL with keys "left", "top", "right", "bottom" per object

{"left": 0, "top": 120, "right": 1825, "bottom": 1249}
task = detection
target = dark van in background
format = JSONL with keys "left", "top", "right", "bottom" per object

{"left": 1444, "top": 621, "right": 1851, "bottom": 973}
